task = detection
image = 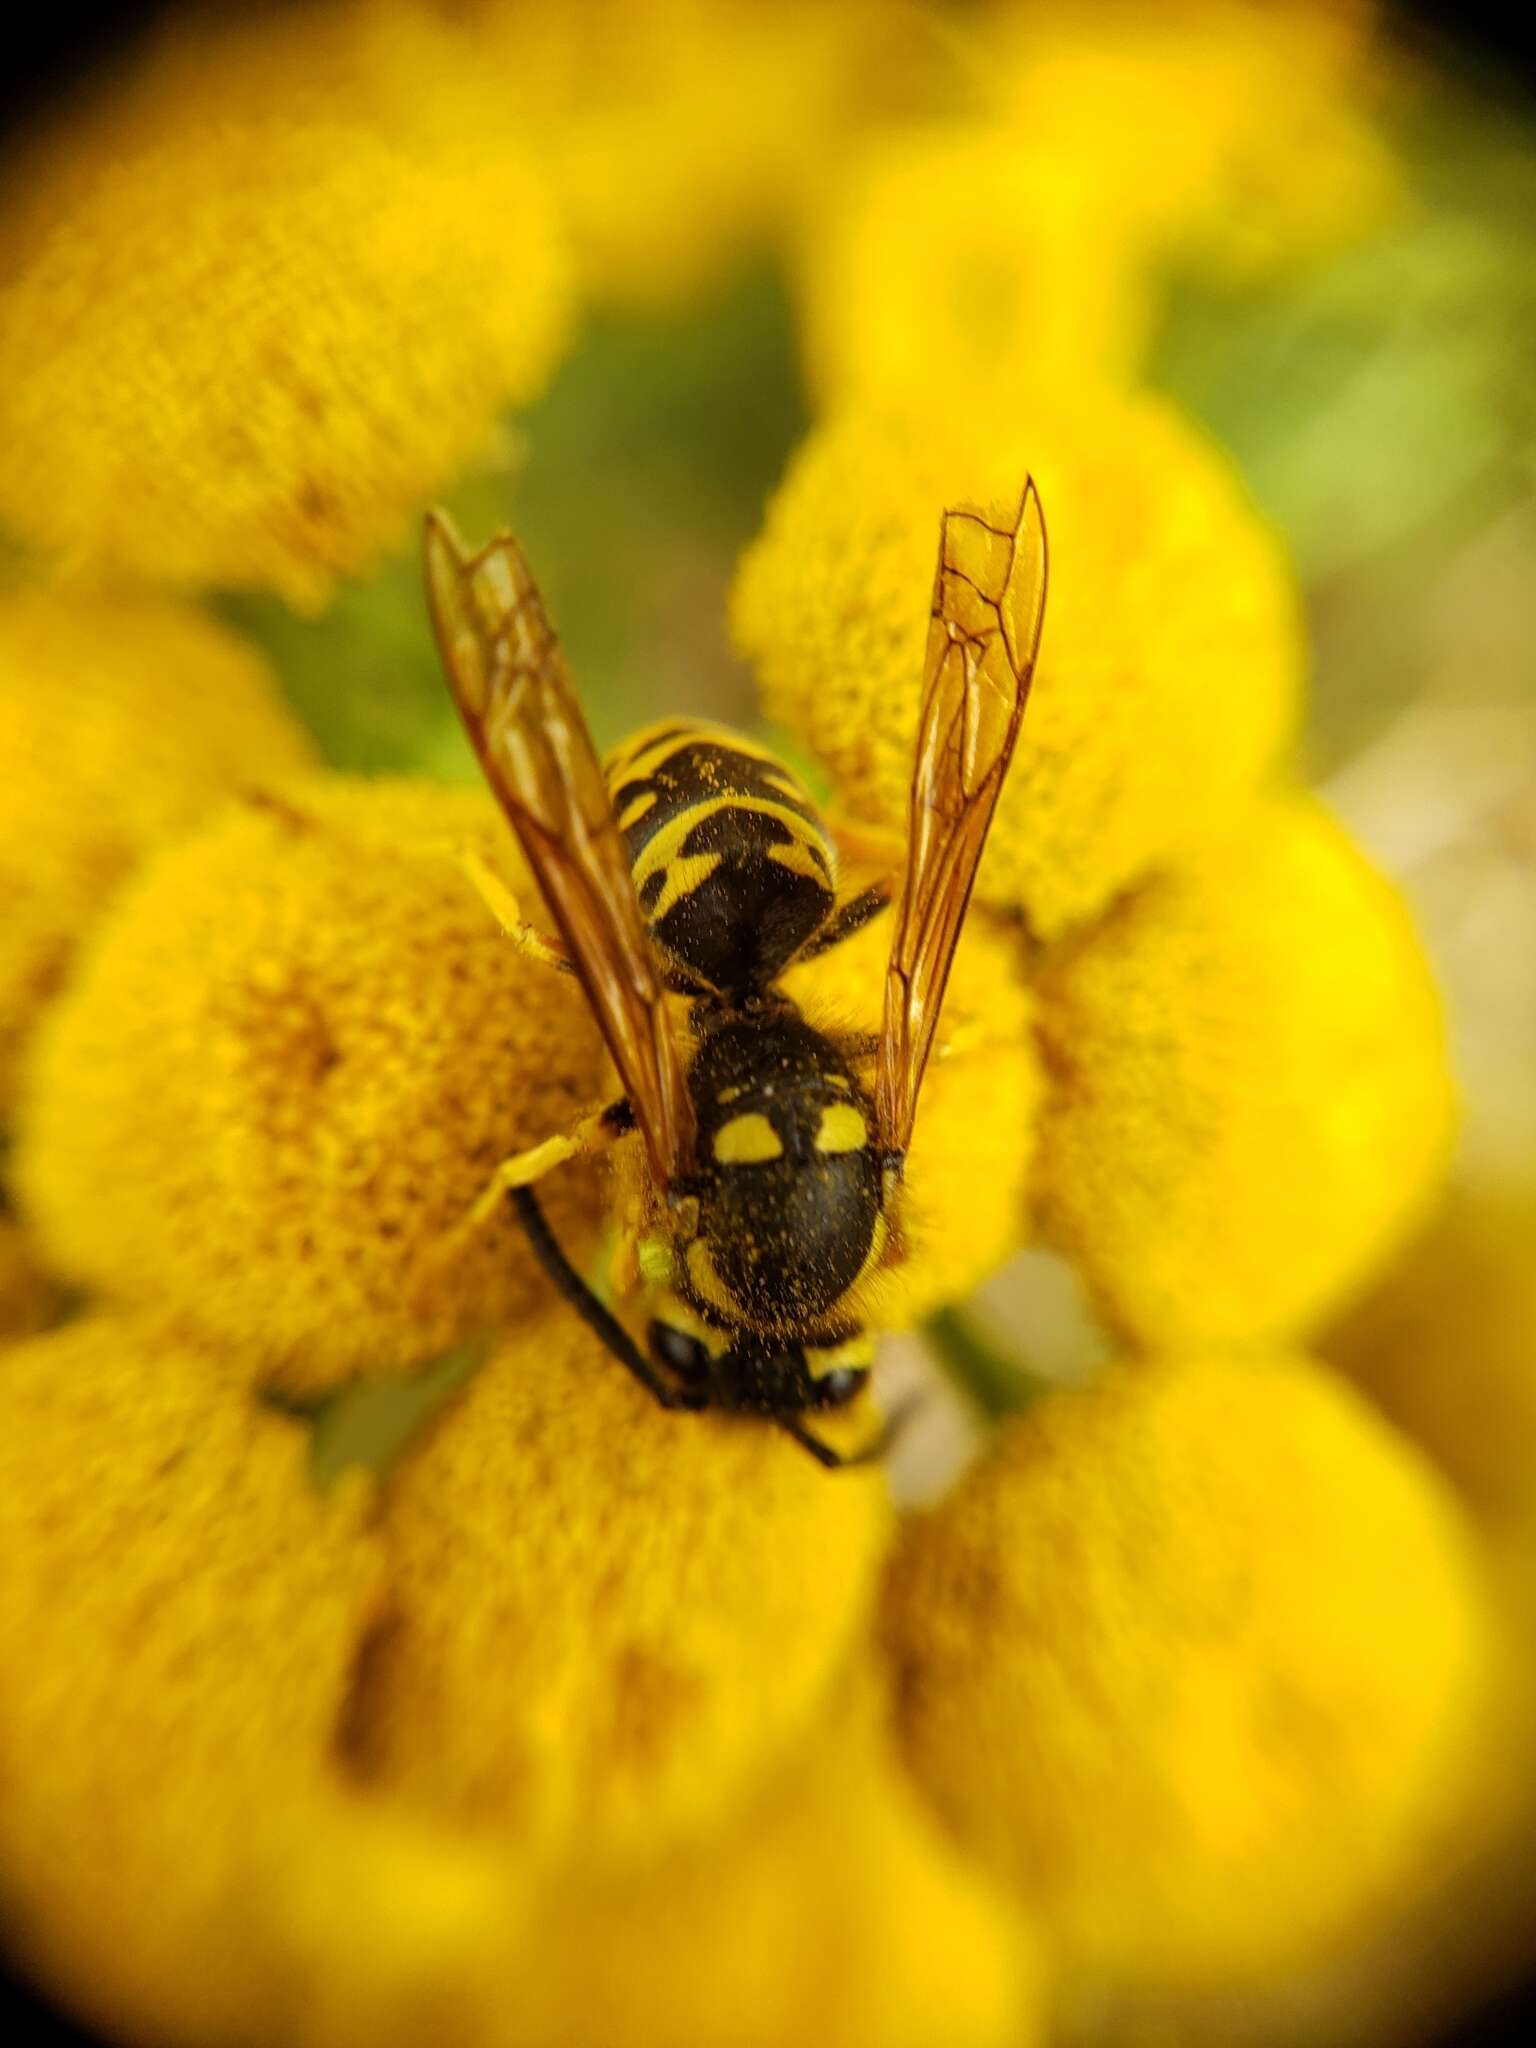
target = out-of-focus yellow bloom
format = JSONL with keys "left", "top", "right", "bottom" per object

{"left": 784, "top": 908, "right": 1041, "bottom": 1326}
{"left": 0, "top": 590, "right": 314, "bottom": 1110}
{"left": 991, "top": 0, "right": 1401, "bottom": 285}
{"left": 1034, "top": 794, "right": 1455, "bottom": 1349}
{"left": 1327, "top": 1182, "right": 1536, "bottom": 1533}
{"left": 0, "top": 1314, "right": 386, "bottom": 2046}
{"left": 879, "top": 1351, "right": 1496, "bottom": 1990}
{"left": 509, "top": 1677, "right": 1043, "bottom": 2048}
{"left": 245, "top": 1798, "right": 534, "bottom": 2048}
{"left": 0, "top": 2, "right": 571, "bottom": 605}
{"left": 464, "top": 0, "right": 892, "bottom": 312}
{"left": 733, "top": 399, "right": 1301, "bottom": 939}
{"left": 346, "top": 1312, "right": 892, "bottom": 1863}
{"left": 15, "top": 778, "right": 607, "bottom": 1394}
{"left": 797, "top": 123, "right": 1156, "bottom": 411}
{"left": 799, "top": 4, "right": 1398, "bottom": 411}
{"left": 0, "top": 1213, "right": 59, "bottom": 1343}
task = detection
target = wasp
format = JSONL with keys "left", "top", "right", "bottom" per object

{"left": 423, "top": 482, "right": 1047, "bottom": 1465}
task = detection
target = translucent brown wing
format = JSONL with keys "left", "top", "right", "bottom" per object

{"left": 875, "top": 482, "right": 1047, "bottom": 1157}
{"left": 423, "top": 510, "right": 695, "bottom": 1187}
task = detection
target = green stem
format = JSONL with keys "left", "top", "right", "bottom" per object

{"left": 922, "top": 1305, "right": 1051, "bottom": 1422}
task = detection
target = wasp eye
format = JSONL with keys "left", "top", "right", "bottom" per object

{"left": 649, "top": 1320, "right": 712, "bottom": 1383}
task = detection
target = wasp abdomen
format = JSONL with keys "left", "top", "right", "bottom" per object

{"left": 678, "top": 1011, "right": 883, "bottom": 1336}
{"left": 605, "top": 720, "right": 836, "bottom": 996}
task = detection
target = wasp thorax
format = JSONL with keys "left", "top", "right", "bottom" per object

{"left": 676, "top": 1011, "right": 883, "bottom": 1335}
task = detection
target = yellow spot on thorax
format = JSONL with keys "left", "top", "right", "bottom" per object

{"left": 815, "top": 1102, "right": 868, "bottom": 1154}
{"left": 713, "top": 1112, "right": 783, "bottom": 1165}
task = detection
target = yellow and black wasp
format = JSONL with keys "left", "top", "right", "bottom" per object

{"left": 423, "top": 482, "right": 1047, "bottom": 1465}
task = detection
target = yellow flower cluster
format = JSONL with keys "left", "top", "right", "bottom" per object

{"left": 992, "top": 0, "right": 1400, "bottom": 285}
{"left": 465, "top": 0, "right": 895, "bottom": 314}
{"left": 879, "top": 1351, "right": 1497, "bottom": 1990}
{"left": 511, "top": 1678, "right": 1041, "bottom": 2048}
{"left": 1033, "top": 795, "right": 1456, "bottom": 1349}
{"left": 15, "top": 778, "right": 608, "bottom": 1394}
{"left": 0, "top": 2, "right": 572, "bottom": 605}
{"left": 349, "top": 1314, "right": 892, "bottom": 1862}
{"left": 733, "top": 397, "right": 1302, "bottom": 940}
{"left": 796, "top": 1, "right": 1400, "bottom": 407}
{"left": 0, "top": 591, "right": 314, "bottom": 1111}
{"left": 796, "top": 123, "right": 1156, "bottom": 412}
{"left": 0, "top": 1212, "right": 58, "bottom": 1344}
{"left": 2, "top": 1309, "right": 1035, "bottom": 2048}
{"left": 0, "top": 1315, "right": 386, "bottom": 2045}
{"left": 736, "top": 393, "right": 1453, "bottom": 1355}
{"left": 0, "top": 7, "right": 1490, "bottom": 2044}
{"left": 1327, "top": 1182, "right": 1536, "bottom": 1535}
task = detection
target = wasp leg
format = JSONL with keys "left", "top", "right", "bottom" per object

{"left": 778, "top": 1417, "right": 848, "bottom": 1467}
{"left": 796, "top": 879, "right": 893, "bottom": 962}
{"left": 510, "top": 1186, "right": 706, "bottom": 1413}
{"left": 447, "top": 842, "right": 573, "bottom": 975}
{"left": 464, "top": 1098, "right": 635, "bottom": 1229}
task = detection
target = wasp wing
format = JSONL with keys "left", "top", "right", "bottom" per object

{"left": 875, "top": 483, "right": 1047, "bottom": 1158}
{"left": 424, "top": 510, "right": 695, "bottom": 1187}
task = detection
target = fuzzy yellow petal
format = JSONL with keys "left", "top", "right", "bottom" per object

{"left": 0, "top": 1314, "right": 385, "bottom": 2045}
{"left": 15, "top": 777, "right": 607, "bottom": 1393}
{"left": 510, "top": 1677, "right": 1043, "bottom": 2048}
{"left": 784, "top": 908, "right": 1041, "bottom": 1326}
{"left": 797, "top": 123, "right": 1156, "bottom": 411}
{"left": 732, "top": 398, "right": 1301, "bottom": 939}
{"left": 992, "top": 0, "right": 1400, "bottom": 283}
{"left": 345, "top": 1311, "right": 893, "bottom": 1862}
{"left": 0, "top": 1213, "right": 59, "bottom": 1343}
{"left": 0, "top": 590, "right": 314, "bottom": 1108}
{"left": 1033, "top": 793, "right": 1456, "bottom": 1349}
{"left": 879, "top": 1351, "right": 1497, "bottom": 1990}
{"left": 466, "top": 0, "right": 892, "bottom": 313}
{"left": 0, "top": 2, "right": 571, "bottom": 605}
{"left": 1326, "top": 1182, "right": 1536, "bottom": 1534}
{"left": 245, "top": 1796, "right": 536, "bottom": 2048}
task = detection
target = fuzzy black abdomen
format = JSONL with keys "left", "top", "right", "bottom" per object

{"left": 681, "top": 1010, "right": 883, "bottom": 1337}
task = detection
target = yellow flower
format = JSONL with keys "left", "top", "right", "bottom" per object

{"left": 797, "top": 5, "right": 1399, "bottom": 412}
{"left": 796, "top": 123, "right": 1156, "bottom": 411}
{"left": 1033, "top": 794, "right": 1456, "bottom": 1349}
{"left": 783, "top": 907, "right": 1041, "bottom": 1327}
{"left": 991, "top": 0, "right": 1401, "bottom": 285}
{"left": 244, "top": 1799, "right": 535, "bottom": 2048}
{"left": 1326, "top": 1181, "right": 1536, "bottom": 1533}
{"left": 509, "top": 1676, "right": 1043, "bottom": 2048}
{"left": 15, "top": 778, "right": 608, "bottom": 1394}
{"left": 0, "top": 1212, "right": 58, "bottom": 1343}
{"left": 345, "top": 1309, "right": 893, "bottom": 1863}
{"left": 0, "top": 1313, "right": 387, "bottom": 2045}
{"left": 0, "top": 1, "right": 571, "bottom": 605}
{"left": 0, "top": 589, "right": 314, "bottom": 1110}
{"left": 732, "top": 398, "right": 1301, "bottom": 940}
{"left": 465, "top": 0, "right": 892, "bottom": 312}
{"left": 879, "top": 1351, "right": 1496, "bottom": 1990}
